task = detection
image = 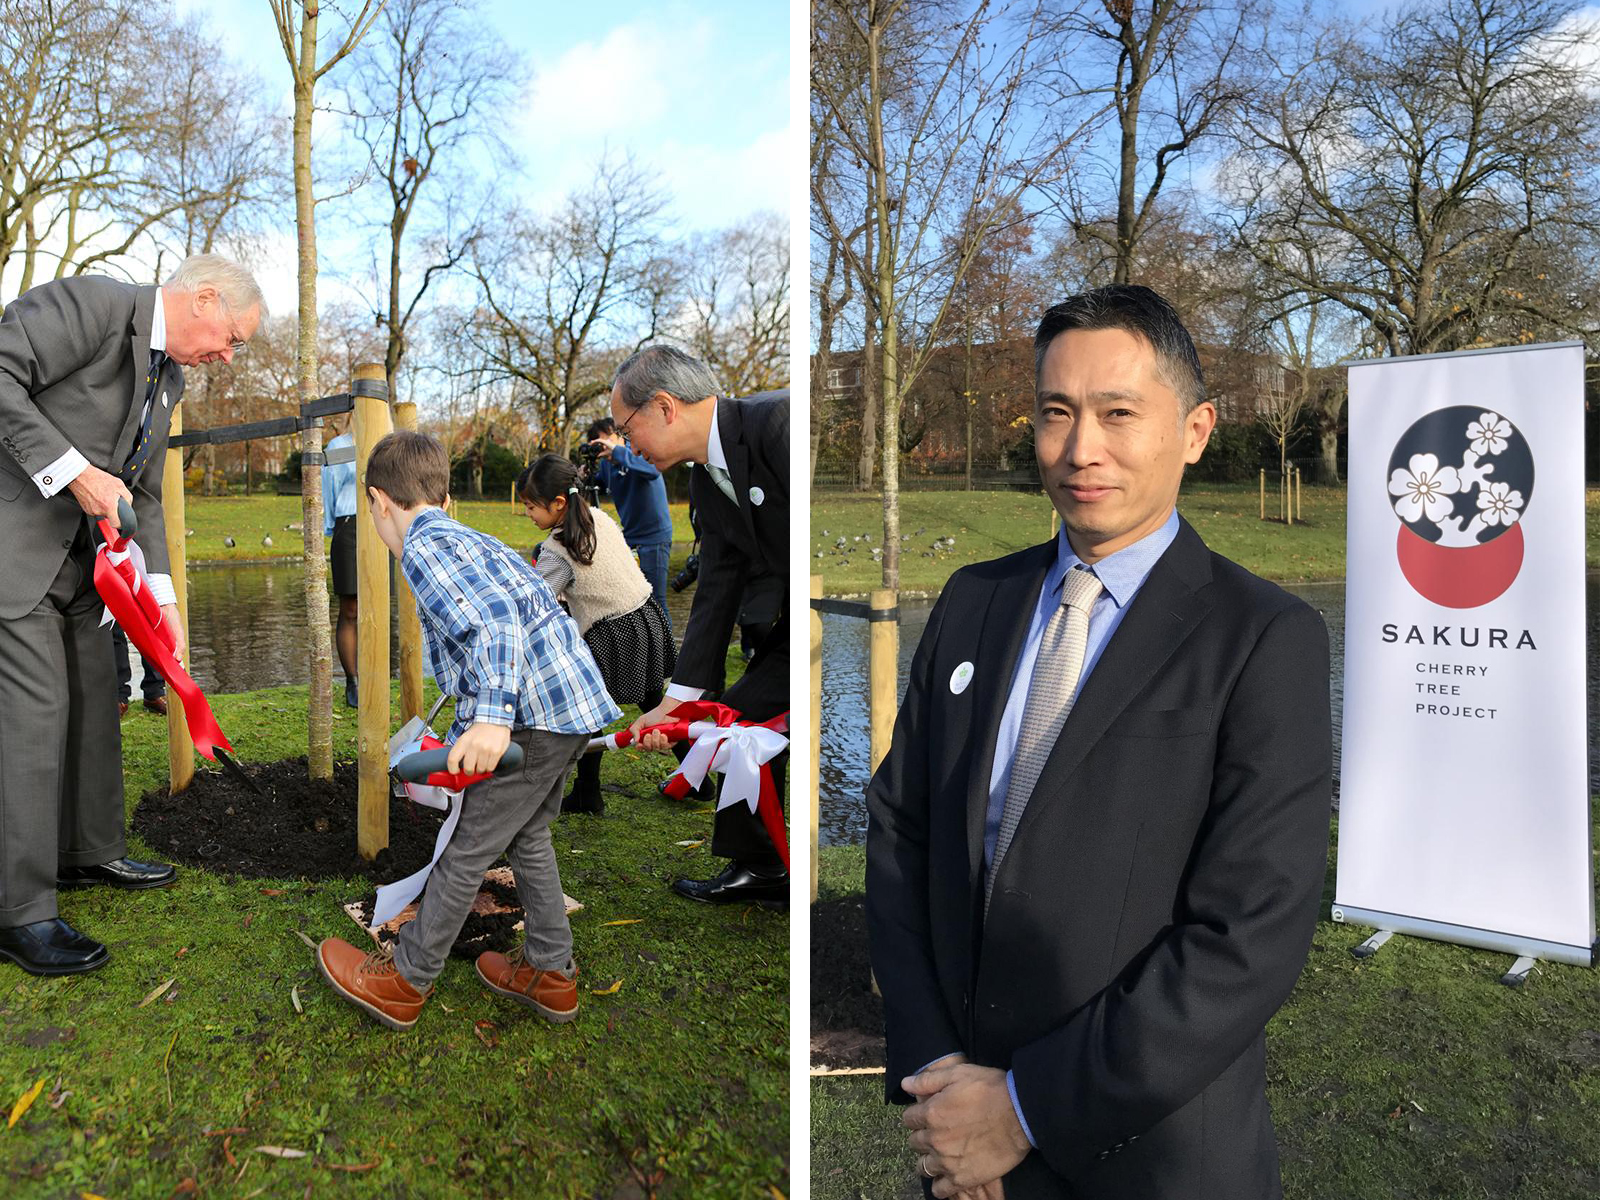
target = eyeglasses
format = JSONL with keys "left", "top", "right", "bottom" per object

{"left": 616, "top": 400, "right": 646, "bottom": 439}
{"left": 218, "top": 298, "right": 248, "bottom": 355}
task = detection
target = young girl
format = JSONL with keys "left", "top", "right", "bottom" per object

{"left": 517, "top": 455, "right": 676, "bottom": 814}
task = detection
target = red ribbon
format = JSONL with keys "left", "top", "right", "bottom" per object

{"left": 92, "top": 519, "right": 234, "bottom": 764}
{"left": 409, "top": 734, "right": 500, "bottom": 792}
{"left": 622, "top": 702, "right": 790, "bottom": 870}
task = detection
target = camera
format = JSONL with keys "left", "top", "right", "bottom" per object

{"left": 670, "top": 553, "right": 701, "bottom": 593}
{"left": 578, "top": 440, "right": 602, "bottom": 469}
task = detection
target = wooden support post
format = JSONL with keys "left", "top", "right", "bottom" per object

{"left": 162, "top": 405, "right": 194, "bottom": 793}
{"left": 392, "top": 396, "right": 424, "bottom": 723}
{"left": 810, "top": 574, "right": 822, "bottom": 905}
{"left": 869, "top": 589, "right": 897, "bottom": 773}
{"left": 353, "top": 363, "right": 394, "bottom": 860}
{"left": 1280, "top": 471, "right": 1287, "bottom": 524}
{"left": 1260, "top": 469, "right": 1266, "bottom": 520}
{"left": 1296, "top": 467, "right": 1303, "bottom": 522}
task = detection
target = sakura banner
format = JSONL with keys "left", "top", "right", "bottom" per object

{"left": 1336, "top": 341, "right": 1594, "bottom": 965}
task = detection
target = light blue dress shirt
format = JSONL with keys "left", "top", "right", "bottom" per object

{"left": 915, "top": 510, "right": 1182, "bottom": 1148}
{"left": 321, "top": 432, "right": 358, "bottom": 536}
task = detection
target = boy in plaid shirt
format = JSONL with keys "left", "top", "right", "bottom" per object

{"left": 318, "top": 431, "right": 621, "bottom": 1029}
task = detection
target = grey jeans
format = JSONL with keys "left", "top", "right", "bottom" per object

{"left": 392, "top": 727, "right": 589, "bottom": 990}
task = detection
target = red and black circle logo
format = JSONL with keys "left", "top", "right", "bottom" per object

{"left": 1386, "top": 406, "right": 1533, "bottom": 608}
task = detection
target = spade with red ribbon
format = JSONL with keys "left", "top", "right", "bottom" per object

{"left": 590, "top": 700, "right": 789, "bottom": 869}
{"left": 392, "top": 735, "right": 525, "bottom": 792}
{"left": 92, "top": 498, "right": 256, "bottom": 790}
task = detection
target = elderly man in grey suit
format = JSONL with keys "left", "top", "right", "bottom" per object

{"left": 0, "top": 253, "right": 264, "bottom": 976}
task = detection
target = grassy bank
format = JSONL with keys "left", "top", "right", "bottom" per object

{"left": 175, "top": 495, "right": 697, "bottom": 565}
{"left": 810, "top": 832, "right": 1600, "bottom": 1200}
{"left": 0, "top": 683, "right": 787, "bottom": 1199}
{"left": 812, "top": 484, "right": 1600, "bottom": 595}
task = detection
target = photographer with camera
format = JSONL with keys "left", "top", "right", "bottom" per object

{"left": 584, "top": 415, "right": 673, "bottom": 626}
{"left": 611, "top": 346, "right": 788, "bottom": 908}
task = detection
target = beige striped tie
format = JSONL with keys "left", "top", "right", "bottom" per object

{"left": 985, "top": 565, "right": 1104, "bottom": 917}
{"left": 705, "top": 463, "right": 737, "bottom": 505}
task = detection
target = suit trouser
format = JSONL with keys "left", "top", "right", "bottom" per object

{"left": 392, "top": 727, "right": 589, "bottom": 991}
{"left": 710, "top": 610, "right": 788, "bottom": 867}
{"left": 0, "top": 519, "right": 127, "bottom": 926}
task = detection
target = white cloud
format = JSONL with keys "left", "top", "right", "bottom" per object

{"left": 522, "top": 18, "right": 715, "bottom": 149}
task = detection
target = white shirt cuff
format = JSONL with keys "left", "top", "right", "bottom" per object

{"left": 665, "top": 683, "right": 705, "bottom": 703}
{"left": 33, "top": 447, "right": 89, "bottom": 498}
{"left": 146, "top": 574, "right": 177, "bottom": 608}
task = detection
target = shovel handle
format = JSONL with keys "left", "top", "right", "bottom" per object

{"left": 394, "top": 740, "right": 524, "bottom": 783}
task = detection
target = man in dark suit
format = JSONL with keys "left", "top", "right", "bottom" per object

{"left": 866, "top": 286, "right": 1332, "bottom": 1199}
{"left": 613, "top": 345, "right": 789, "bottom": 907}
{"left": 0, "top": 254, "right": 264, "bottom": 976}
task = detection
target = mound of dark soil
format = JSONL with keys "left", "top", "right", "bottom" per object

{"left": 811, "top": 894, "right": 884, "bottom": 1068}
{"left": 346, "top": 874, "right": 524, "bottom": 960}
{"left": 132, "top": 756, "right": 447, "bottom": 883}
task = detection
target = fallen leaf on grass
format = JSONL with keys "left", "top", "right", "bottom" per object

{"left": 674, "top": 839, "right": 703, "bottom": 848}
{"left": 691, "top": 806, "right": 715, "bottom": 815}
{"left": 591, "top": 980, "right": 623, "bottom": 996}
{"left": 173, "top": 1178, "right": 197, "bottom": 1194}
{"left": 8, "top": 1077, "right": 45, "bottom": 1128}
{"left": 290, "top": 986, "right": 303, "bottom": 1015}
{"left": 137, "top": 978, "right": 176, "bottom": 1009}
{"left": 473, "top": 1020, "right": 498, "bottom": 1049}
{"left": 769, "top": 1187, "right": 787, "bottom": 1200}
{"left": 260, "top": 889, "right": 284, "bottom": 897}
{"left": 224, "top": 1135, "right": 237, "bottom": 1168}
{"left": 47, "top": 1085, "right": 70, "bottom": 1110}
{"left": 243, "top": 913, "right": 255, "bottom": 930}
{"left": 81, "top": 1193, "right": 108, "bottom": 1199}
{"left": 176, "top": 947, "right": 188, "bottom": 958}
{"left": 291, "top": 931, "right": 317, "bottom": 950}
{"left": 601, "top": 919, "right": 643, "bottom": 927}
{"left": 202, "top": 1127, "right": 247, "bottom": 1136}
{"left": 254, "top": 1145, "right": 308, "bottom": 1158}
{"left": 323, "top": 1159, "right": 380, "bottom": 1172}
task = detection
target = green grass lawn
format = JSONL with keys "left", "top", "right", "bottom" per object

{"left": 810, "top": 830, "right": 1600, "bottom": 1200}
{"left": 0, "top": 680, "right": 787, "bottom": 1199}
{"left": 812, "top": 484, "right": 1600, "bottom": 595}
{"left": 175, "top": 494, "right": 698, "bottom": 565}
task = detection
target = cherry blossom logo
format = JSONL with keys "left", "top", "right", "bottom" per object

{"left": 1386, "top": 406, "right": 1534, "bottom": 608}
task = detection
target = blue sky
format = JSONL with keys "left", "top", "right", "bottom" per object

{"left": 177, "top": 0, "right": 792, "bottom": 313}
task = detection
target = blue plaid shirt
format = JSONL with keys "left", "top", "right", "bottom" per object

{"left": 401, "top": 508, "right": 621, "bottom": 739}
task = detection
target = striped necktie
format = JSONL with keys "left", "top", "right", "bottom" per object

{"left": 985, "top": 564, "right": 1105, "bottom": 917}
{"left": 705, "top": 463, "right": 737, "bottom": 505}
{"left": 119, "top": 350, "right": 166, "bottom": 485}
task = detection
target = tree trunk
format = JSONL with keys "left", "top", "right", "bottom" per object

{"left": 1319, "top": 424, "right": 1339, "bottom": 484}
{"left": 964, "top": 326, "right": 974, "bottom": 491}
{"left": 291, "top": 6, "right": 335, "bottom": 781}
{"left": 868, "top": 4, "right": 898, "bottom": 588}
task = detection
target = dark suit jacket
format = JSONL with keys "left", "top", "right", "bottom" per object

{"left": 865, "top": 517, "right": 1332, "bottom": 1200}
{"left": 673, "top": 390, "right": 789, "bottom": 703}
{"left": 0, "top": 276, "right": 183, "bottom": 619}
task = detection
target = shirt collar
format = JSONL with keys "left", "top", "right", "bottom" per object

{"left": 1046, "top": 508, "right": 1181, "bottom": 608}
{"left": 704, "top": 397, "right": 729, "bottom": 471}
{"left": 151, "top": 287, "right": 166, "bottom": 353}
{"left": 403, "top": 505, "right": 449, "bottom": 552}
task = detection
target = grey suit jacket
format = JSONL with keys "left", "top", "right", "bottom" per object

{"left": 0, "top": 276, "right": 182, "bottom": 619}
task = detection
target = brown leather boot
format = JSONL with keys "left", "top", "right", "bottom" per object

{"left": 475, "top": 945, "right": 578, "bottom": 1023}
{"left": 317, "top": 938, "right": 430, "bottom": 1030}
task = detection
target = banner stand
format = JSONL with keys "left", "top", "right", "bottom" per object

{"left": 1331, "top": 903, "right": 1597, "bottom": 970}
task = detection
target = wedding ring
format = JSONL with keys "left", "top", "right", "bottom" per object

{"left": 921, "top": 1153, "right": 936, "bottom": 1179}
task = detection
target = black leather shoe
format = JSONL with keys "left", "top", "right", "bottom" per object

{"left": 671, "top": 862, "right": 788, "bottom": 907}
{"left": 561, "top": 788, "right": 605, "bottom": 816}
{"left": 0, "top": 919, "right": 109, "bottom": 976}
{"left": 345, "top": 679, "right": 358, "bottom": 709}
{"left": 57, "top": 857, "right": 177, "bottom": 890}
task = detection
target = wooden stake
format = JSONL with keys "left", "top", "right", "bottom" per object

{"left": 353, "top": 363, "right": 393, "bottom": 860}
{"left": 162, "top": 405, "right": 194, "bottom": 793}
{"left": 1296, "top": 467, "right": 1304, "bottom": 522}
{"left": 391, "top": 397, "right": 424, "bottom": 724}
{"left": 1260, "top": 469, "right": 1266, "bottom": 520}
{"left": 810, "top": 574, "right": 823, "bottom": 906}
{"left": 869, "top": 589, "right": 897, "bottom": 773}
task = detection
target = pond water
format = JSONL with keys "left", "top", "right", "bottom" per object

{"left": 128, "top": 559, "right": 697, "bottom": 696}
{"left": 817, "top": 575, "right": 1600, "bottom": 847}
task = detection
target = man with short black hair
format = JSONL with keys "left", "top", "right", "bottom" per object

{"left": 0, "top": 254, "right": 264, "bottom": 976}
{"left": 868, "top": 285, "right": 1332, "bottom": 1199}
{"left": 613, "top": 345, "right": 789, "bottom": 907}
